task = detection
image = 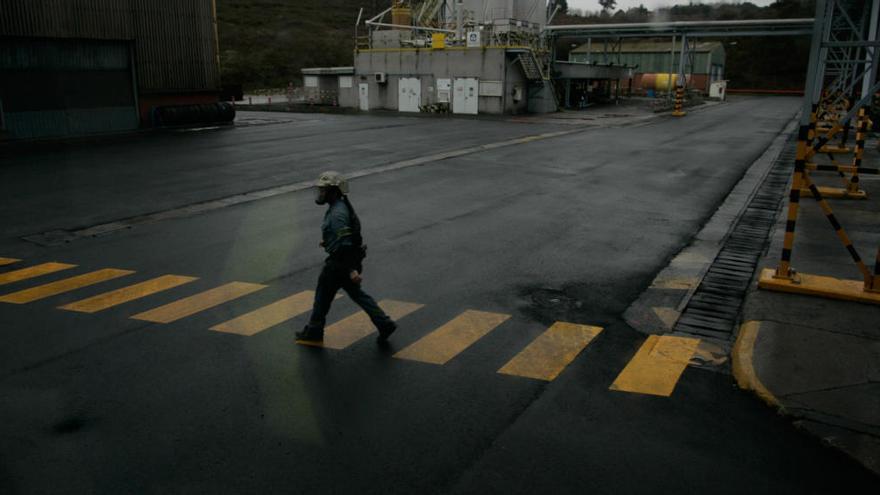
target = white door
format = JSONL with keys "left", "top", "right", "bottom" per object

{"left": 358, "top": 83, "right": 369, "bottom": 111}
{"left": 453, "top": 78, "right": 479, "bottom": 115}
{"left": 398, "top": 77, "right": 421, "bottom": 113}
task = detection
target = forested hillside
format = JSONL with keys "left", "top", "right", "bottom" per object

{"left": 216, "top": 0, "right": 384, "bottom": 89}
{"left": 216, "top": 0, "right": 815, "bottom": 90}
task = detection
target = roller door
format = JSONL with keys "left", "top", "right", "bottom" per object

{"left": 0, "top": 38, "right": 138, "bottom": 139}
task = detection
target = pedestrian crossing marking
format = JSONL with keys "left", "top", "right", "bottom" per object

{"left": 0, "top": 268, "right": 135, "bottom": 304}
{"left": 0, "top": 262, "right": 77, "bottom": 286}
{"left": 300, "top": 299, "right": 424, "bottom": 349}
{"left": 497, "top": 322, "right": 603, "bottom": 381}
{"left": 131, "top": 281, "right": 266, "bottom": 323}
{"left": 609, "top": 335, "right": 700, "bottom": 397}
{"left": 394, "top": 310, "right": 510, "bottom": 365}
{"left": 211, "top": 290, "right": 317, "bottom": 336}
{"left": 59, "top": 275, "right": 199, "bottom": 313}
{"left": 0, "top": 258, "right": 21, "bottom": 266}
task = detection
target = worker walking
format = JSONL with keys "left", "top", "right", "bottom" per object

{"left": 295, "top": 171, "right": 397, "bottom": 343}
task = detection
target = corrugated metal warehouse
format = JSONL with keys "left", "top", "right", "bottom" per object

{"left": 570, "top": 40, "right": 725, "bottom": 93}
{"left": 0, "top": 0, "right": 221, "bottom": 140}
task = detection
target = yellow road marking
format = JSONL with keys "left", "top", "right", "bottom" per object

{"left": 0, "top": 262, "right": 76, "bottom": 286}
{"left": 610, "top": 335, "right": 700, "bottom": 397}
{"left": 0, "top": 268, "right": 134, "bottom": 304}
{"left": 59, "top": 275, "right": 198, "bottom": 313}
{"left": 131, "top": 281, "right": 266, "bottom": 323}
{"left": 0, "top": 257, "right": 21, "bottom": 266}
{"left": 394, "top": 309, "right": 510, "bottom": 365}
{"left": 498, "top": 322, "right": 603, "bottom": 381}
{"left": 732, "top": 321, "right": 779, "bottom": 407}
{"left": 300, "top": 300, "right": 424, "bottom": 349}
{"left": 211, "top": 291, "right": 317, "bottom": 336}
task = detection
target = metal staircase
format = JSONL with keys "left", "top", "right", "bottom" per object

{"left": 514, "top": 50, "right": 548, "bottom": 81}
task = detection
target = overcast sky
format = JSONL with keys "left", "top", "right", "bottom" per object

{"left": 566, "top": 0, "right": 777, "bottom": 13}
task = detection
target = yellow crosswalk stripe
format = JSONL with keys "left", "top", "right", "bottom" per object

{"left": 394, "top": 309, "right": 510, "bottom": 365}
{"left": 0, "top": 262, "right": 77, "bottom": 286}
{"left": 131, "top": 281, "right": 266, "bottom": 323}
{"left": 610, "top": 335, "right": 701, "bottom": 397}
{"left": 498, "top": 322, "right": 603, "bottom": 381}
{"left": 0, "top": 257, "right": 21, "bottom": 266}
{"left": 59, "top": 275, "right": 198, "bottom": 313}
{"left": 0, "top": 268, "right": 135, "bottom": 304}
{"left": 211, "top": 290, "right": 317, "bottom": 336}
{"left": 300, "top": 299, "right": 424, "bottom": 350}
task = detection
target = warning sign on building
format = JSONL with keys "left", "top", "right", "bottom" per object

{"left": 466, "top": 31, "right": 481, "bottom": 48}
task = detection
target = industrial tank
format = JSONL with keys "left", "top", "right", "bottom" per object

{"left": 457, "top": 0, "right": 547, "bottom": 26}
{"left": 641, "top": 73, "right": 692, "bottom": 92}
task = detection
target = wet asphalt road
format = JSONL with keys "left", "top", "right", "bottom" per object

{"left": 0, "top": 98, "right": 876, "bottom": 493}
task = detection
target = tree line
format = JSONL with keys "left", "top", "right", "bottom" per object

{"left": 217, "top": 0, "right": 816, "bottom": 91}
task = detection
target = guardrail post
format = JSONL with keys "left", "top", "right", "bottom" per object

{"left": 848, "top": 108, "right": 868, "bottom": 194}
{"left": 671, "top": 86, "right": 685, "bottom": 117}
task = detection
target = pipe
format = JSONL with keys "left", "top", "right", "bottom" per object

{"left": 547, "top": 5, "right": 561, "bottom": 27}
{"left": 366, "top": 6, "right": 394, "bottom": 24}
{"left": 456, "top": 0, "right": 463, "bottom": 43}
{"left": 545, "top": 18, "right": 815, "bottom": 31}
{"left": 365, "top": 20, "right": 454, "bottom": 34}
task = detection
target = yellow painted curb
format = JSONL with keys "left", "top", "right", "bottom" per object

{"left": 731, "top": 321, "right": 781, "bottom": 409}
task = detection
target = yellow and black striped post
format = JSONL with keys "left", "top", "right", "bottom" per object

{"left": 776, "top": 117, "right": 816, "bottom": 280}
{"left": 671, "top": 86, "right": 686, "bottom": 117}
{"left": 848, "top": 108, "right": 868, "bottom": 195}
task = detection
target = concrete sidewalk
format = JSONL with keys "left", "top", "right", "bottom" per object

{"left": 735, "top": 136, "right": 880, "bottom": 476}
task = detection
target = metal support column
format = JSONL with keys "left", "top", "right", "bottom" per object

{"left": 761, "top": 0, "right": 880, "bottom": 304}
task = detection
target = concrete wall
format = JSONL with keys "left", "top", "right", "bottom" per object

{"left": 338, "top": 76, "right": 358, "bottom": 108}
{"left": 351, "top": 48, "right": 528, "bottom": 114}
{"left": 504, "top": 54, "right": 529, "bottom": 114}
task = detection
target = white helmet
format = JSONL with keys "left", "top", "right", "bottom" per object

{"left": 315, "top": 171, "right": 349, "bottom": 194}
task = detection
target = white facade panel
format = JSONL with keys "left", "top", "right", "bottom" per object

{"left": 453, "top": 78, "right": 479, "bottom": 115}
{"left": 398, "top": 77, "right": 421, "bottom": 112}
{"left": 479, "top": 80, "right": 503, "bottom": 97}
{"left": 358, "top": 83, "right": 369, "bottom": 111}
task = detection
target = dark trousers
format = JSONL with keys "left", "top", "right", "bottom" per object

{"left": 305, "top": 260, "right": 393, "bottom": 332}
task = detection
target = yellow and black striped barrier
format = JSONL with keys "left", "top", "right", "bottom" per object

{"left": 801, "top": 106, "right": 870, "bottom": 199}
{"left": 671, "top": 87, "right": 686, "bottom": 117}
{"left": 871, "top": 248, "right": 880, "bottom": 293}
{"left": 805, "top": 180, "right": 872, "bottom": 284}
{"left": 775, "top": 120, "right": 813, "bottom": 280}
{"left": 806, "top": 163, "right": 880, "bottom": 175}
{"left": 761, "top": 111, "right": 880, "bottom": 304}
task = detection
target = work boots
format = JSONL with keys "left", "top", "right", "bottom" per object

{"left": 295, "top": 326, "right": 324, "bottom": 342}
{"left": 377, "top": 321, "right": 397, "bottom": 343}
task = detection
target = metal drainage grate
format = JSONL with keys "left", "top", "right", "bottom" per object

{"left": 674, "top": 137, "right": 797, "bottom": 343}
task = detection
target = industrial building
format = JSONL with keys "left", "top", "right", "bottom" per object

{"left": 0, "top": 0, "right": 221, "bottom": 140}
{"left": 321, "top": 0, "right": 632, "bottom": 115}
{"left": 569, "top": 39, "right": 726, "bottom": 94}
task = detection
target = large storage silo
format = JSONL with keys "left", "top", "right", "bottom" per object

{"left": 457, "top": 0, "right": 548, "bottom": 27}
